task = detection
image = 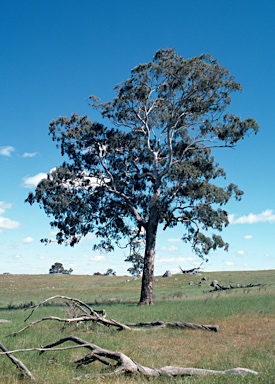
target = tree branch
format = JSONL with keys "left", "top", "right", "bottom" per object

{"left": 0, "top": 342, "right": 35, "bottom": 381}
{"left": 11, "top": 296, "right": 218, "bottom": 336}
{"left": 40, "top": 336, "right": 260, "bottom": 379}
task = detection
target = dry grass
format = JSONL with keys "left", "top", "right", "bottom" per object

{"left": 0, "top": 271, "right": 274, "bottom": 383}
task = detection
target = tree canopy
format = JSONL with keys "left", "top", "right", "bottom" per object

{"left": 49, "top": 262, "right": 73, "bottom": 274}
{"left": 26, "top": 48, "right": 259, "bottom": 304}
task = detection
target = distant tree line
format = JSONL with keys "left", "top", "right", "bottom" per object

{"left": 49, "top": 262, "right": 73, "bottom": 274}
{"left": 93, "top": 268, "right": 116, "bottom": 276}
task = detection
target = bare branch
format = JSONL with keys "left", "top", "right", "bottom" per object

{"left": 40, "top": 336, "right": 260, "bottom": 379}
{"left": 0, "top": 342, "right": 35, "bottom": 381}
{"left": 125, "top": 320, "right": 219, "bottom": 332}
{"left": 12, "top": 296, "right": 218, "bottom": 336}
{"left": 24, "top": 295, "right": 101, "bottom": 322}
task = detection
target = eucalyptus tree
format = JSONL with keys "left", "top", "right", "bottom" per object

{"left": 26, "top": 49, "right": 259, "bottom": 304}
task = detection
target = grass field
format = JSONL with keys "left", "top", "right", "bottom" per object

{"left": 0, "top": 270, "right": 274, "bottom": 383}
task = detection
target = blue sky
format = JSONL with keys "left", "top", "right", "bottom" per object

{"left": 1, "top": 0, "right": 274, "bottom": 275}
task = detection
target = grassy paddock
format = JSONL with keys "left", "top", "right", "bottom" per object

{"left": 0, "top": 270, "right": 274, "bottom": 383}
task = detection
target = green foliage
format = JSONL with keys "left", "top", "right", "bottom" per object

{"left": 25, "top": 49, "right": 259, "bottom": 303}
{"left": 94, "top": 268, "right": 116, "bottom": 276}
{"left": 49, "top": 261, "right": 73, "bottom": 274}
{"left": 26, "top": 48, "right": 259, "bottom": 254}
{"left": 125, "top": 251, "right": 144, "bottom": 277}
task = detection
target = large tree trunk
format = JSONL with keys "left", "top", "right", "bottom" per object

{"left": 139, "top": 208, "right": 158, "bottom": 305}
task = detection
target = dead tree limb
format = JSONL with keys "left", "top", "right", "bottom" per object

{"left": 41, "top": 336, "right": 259, "bottom": 378}
{"left": 0, "top": 337, "right": 259, "bottom": 380}
{"left": 12, "top": 316, "right": 216, "bottom": 336}
{"left": 24, "top": 295, "right": 105, "bottom": 322}
{"left": 11, "top": 315, "right": 129, "bottom": 336}
{"left": 11, "top": 296, "right": 217, "bottom": 336}
{"left": 125, "top": 321, "right": 219, "bottom": 332}
{"left": 179, "top": 262, "right": 203, "bottom": 274}
{"left": 0, "top": 342, "right": 35, "bottom": 381}
{"left": 206, "top": 283, "right": 266, "bottom": 293}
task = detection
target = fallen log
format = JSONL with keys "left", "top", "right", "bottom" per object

{"left": 11, "top": 296, "right": 217, "bottom": 335}
{"left": 206, "top": 283, "right": 265, "bottom": 293}
{"left": 12, "top": 316, "right": 217, "bottom": 335}
{"left": 40, "top": 336, "right": 259, "bottom": 378}
{"left": 0, "top": 336, "right": 259, "bottom": 379}
{"left": 126, "top": 321, "right": 219, "bottom": 332}
{"left": 179, "top": 262, "right": 203, "bottom": 274}
{"left": 11, "top": 315, "right": 130, "bottom": 336}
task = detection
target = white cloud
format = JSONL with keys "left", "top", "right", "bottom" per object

{"left": 48, "top": 230, "right": 58, "bottom": 236}
{"left": 22, "top": 152, "right": 38, "bottom": 158}
{"left": 229, "top": 209, "right": 275, "bottom": 224}
{"left": 79, "top": 232, "right": 96, "bottom": 243}
{"left": 0, "top": 146, "right": 15, "bottom": 156}
{"left": 22, "top": 237, "right": 34, "bottom": 243}
{"left": 167, "top": 238, "right": 182, "bottom": 243}
{"left": 158, "top": 256, "right": 195, "bottom": 263}
{"left": 23, "top": 172, "right": 48, "bottom": 188}
{"left": 23, "top": 168, "right": 57, "bottom": 188}
{"left": 4, "top": 222, "right": 20, "bottom": 232}
{"left": 63, "top": 172, "right": 110, "bottom": 189}
{"left": 85, "top": 233, "right": 96, "bottom": 240}
{"left": 0, "top": 201, "right": 12, "bottom": 214}
{"left": 0, "top": 201, "right": 19, "bottom": 229}
{"left": 160, "top": 245, "right": 179, "bottom": 252}
{"left": 244, "top": 235, "right": 253, "bottom": 240}
{"left": 89, "top": 255, "right": 105, "bottom": 262}
{"left": 237, "top": 250, "right": 245, "bottom": 255}
{"left": 225, "top": 261, "right": 234, "bottom": 266}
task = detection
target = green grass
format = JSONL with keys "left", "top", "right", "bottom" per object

{"left": 0, "top": 270, "right": 274, "bottom": 383}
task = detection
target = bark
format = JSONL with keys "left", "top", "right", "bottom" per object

{"left": 12, "top": 316, "right": 219, "bottom": 335}
{"left": 41, "top": 336, "right": 259, "bottom": 379}
{"left": 139, "top": 212, "right": 158, "bottom": 305}
{"left": 126, "top": 321, "right": 219, "bottom": 332}
{"left": 11, "top": 315, "right": 131, "bottom": 336}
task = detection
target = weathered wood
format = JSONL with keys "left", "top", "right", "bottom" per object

{"left": 12, "top": 296, "right": 217, "bottom": 335}
{"left": 0, "top": 342, "right": 35, "bottom": 381}
{"left": 11, "top": 315, "right": 128, "bottom": 336}
{"left": 206, "top": 283, "right": 265, "bottom": 293}
{"left": 24, "top": 295, "right": 103, "bottom": 322}
{"left": 126, "top": 321, "right": 219, "bottom": 332}
{"left": 41, "top": 336, "right": 259, "bottom": 379}
{"left": 179, "top": 262, "right": 203, "bottom": 274}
